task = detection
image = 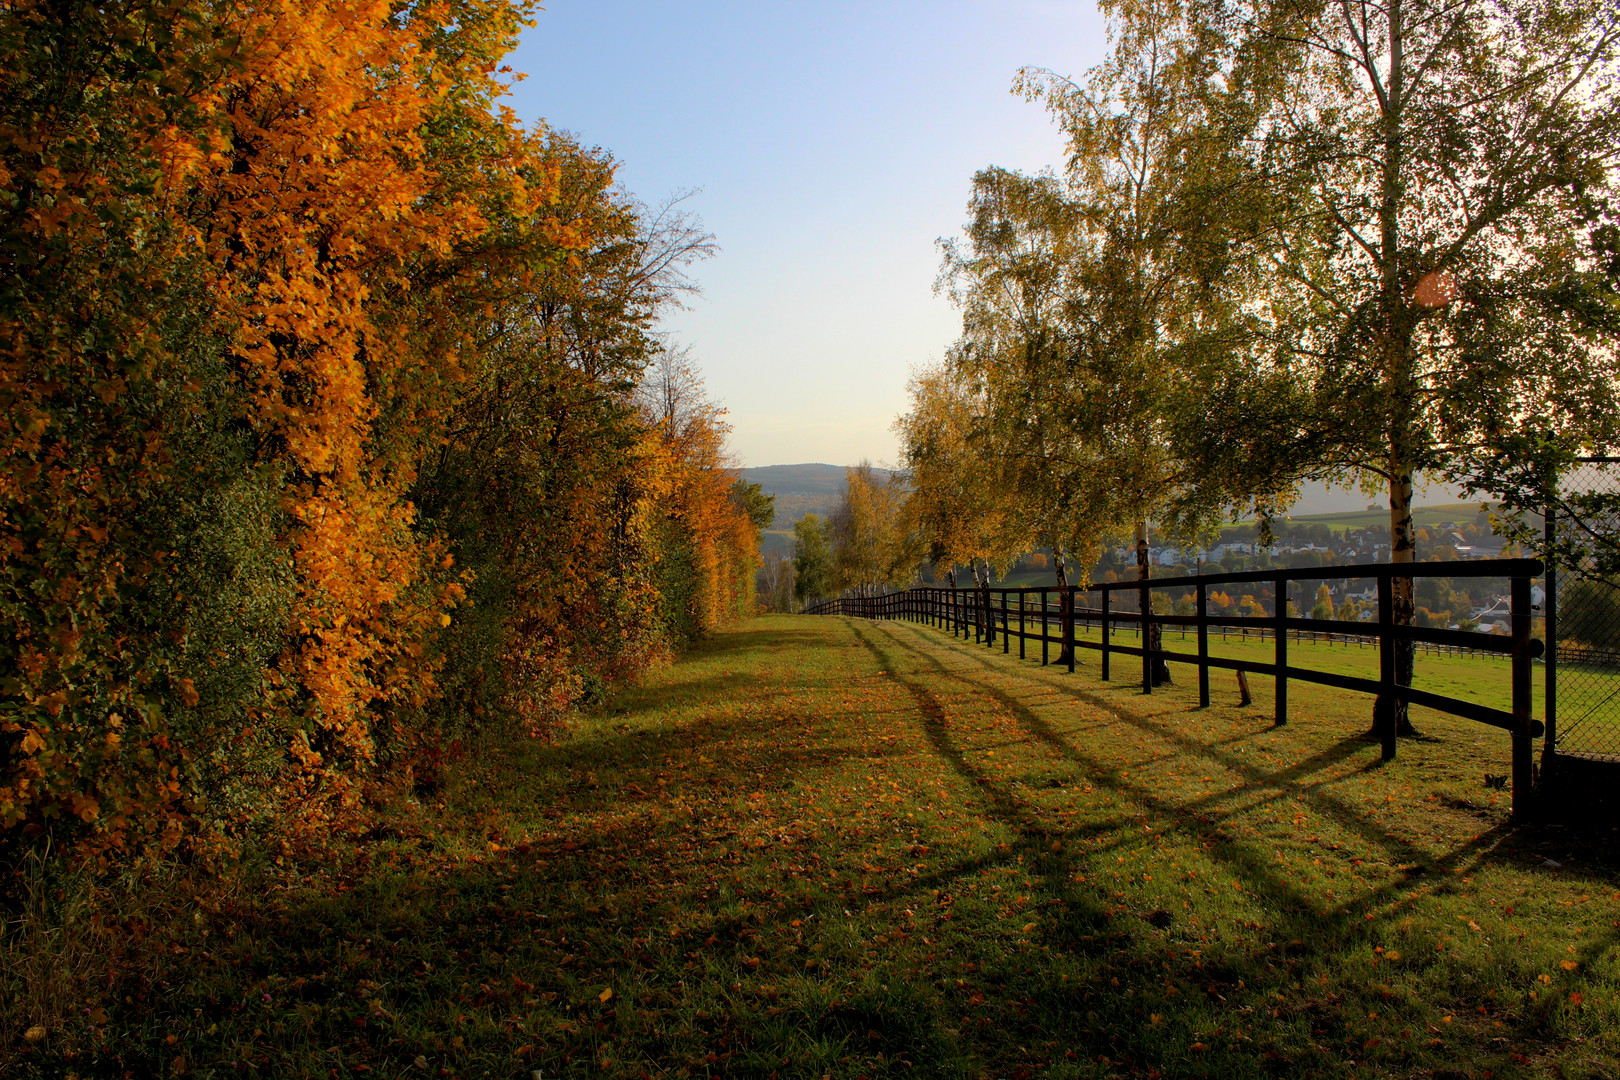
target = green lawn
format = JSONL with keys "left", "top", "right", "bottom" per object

{"left": 1217, "top": 503, "right": 1493, "bottom": 536}
{"left": 972, "top": 611, "right": 1620, "bottom": 742}
{"left": 8, "top": 616, "right": 1617, "bottom": 1078}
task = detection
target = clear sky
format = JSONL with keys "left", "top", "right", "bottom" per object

{"left": 503, "top": 1, "right": 1110, "bottom": 468}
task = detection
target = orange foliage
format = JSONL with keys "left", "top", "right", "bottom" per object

{"left": 0, "top": 0, "right": 757, "bottom": 867}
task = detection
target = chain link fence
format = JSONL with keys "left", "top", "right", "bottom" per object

{"left": 1550, "top": 457, "right": 1620, "bottom": 760}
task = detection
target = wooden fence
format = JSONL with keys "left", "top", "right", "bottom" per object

{"left": 807, "top": 558, "right": 1546, "bottom": 818}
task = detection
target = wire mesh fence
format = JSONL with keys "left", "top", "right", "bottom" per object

{"left": 1551, "top": 457, "right": 1620, "bottom": 760}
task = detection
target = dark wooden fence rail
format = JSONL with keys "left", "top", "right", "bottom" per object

{"left": 807, "top": 558, "right": 1546, "bottom": 818}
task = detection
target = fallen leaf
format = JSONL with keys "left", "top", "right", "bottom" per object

{"left": 599, "top": 988, "right": 613, "bottom": 1004}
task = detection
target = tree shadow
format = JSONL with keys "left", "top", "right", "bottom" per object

{"left": 848, "top": 618, "right": 1618, "bottom": 1076}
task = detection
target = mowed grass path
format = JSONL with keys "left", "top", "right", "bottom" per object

{"left": 17, "top": 616, "right": 1619, "bottom": 1079}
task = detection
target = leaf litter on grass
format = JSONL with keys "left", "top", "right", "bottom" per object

{"left": 10, "top": 615, "right": 1617, "bottom": 1079}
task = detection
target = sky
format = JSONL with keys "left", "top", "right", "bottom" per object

{"left": 503, "top": 1, "right": 1110, "bottom": 468}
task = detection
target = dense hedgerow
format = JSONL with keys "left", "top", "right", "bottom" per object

{"left": 0, "top": 0, "right": 762, "bottom": 868}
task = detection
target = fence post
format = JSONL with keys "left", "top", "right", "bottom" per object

{"left": 1019, "top": 591, "right": 1026, "bottom": 660}
{"left": 1275, "top": 574, "right": 1289, "bottom": 726}
{"left": 1002, "top": 591, "right": 1010, "bottom": 654}
{"left": 1141, "top": 580, "right": 1152, "bottom": 695}
{"left": 1197, "top": 579, "right": 1209, "bottom": 708}
{"left": 1544, "top": 465, "right": 1557, "bottom": 758}
{"left": 1378, "top": 574, "right": 1397, "bottom": 762}
{"left": 1100, "top": 588, "right": 1111, "bottom": 681}
{"left": 1041, "top": 589, "right": 1050, "bottom": 666}
{"left": 1066, "top": 587, "right": 1076, "bottom": 674}
{"left": 1512, "top": 574, "right": 1535, "bottom": 821}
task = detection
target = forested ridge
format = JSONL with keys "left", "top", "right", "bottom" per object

{"left": 0, "top": 0, "right": 767, "bottom": 869}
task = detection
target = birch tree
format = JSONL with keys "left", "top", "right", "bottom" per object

{"left": 1202, "top": 0, "right": 1620, "bottom": 730}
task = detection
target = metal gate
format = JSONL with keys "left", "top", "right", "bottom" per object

{"left": 1549, "top": 457, "right": 1620, "bottom": 761}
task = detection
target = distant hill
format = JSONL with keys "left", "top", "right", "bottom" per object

{"left": 739, "top": 463, "right": 895, "bottom": 499}
{"left": 741, "top": 463, "right": 897, "bottom": 537}
{"left": 1282, "top": 476, "right": 1473, "bottom": 515}
{"left": 743, "top": 465, "right": 1488, "bottom": 564}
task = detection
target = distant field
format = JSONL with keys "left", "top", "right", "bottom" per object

{"left": 1219, "top": 502, "right": 1495, "bottom": 536}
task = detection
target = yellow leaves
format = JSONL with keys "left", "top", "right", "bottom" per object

{"left": 68, "top": 793, "right": 100, "bottom": 822}
{"left": 1559, "top": 959, "right": 1578, "bottom": 971}
{"left": 17, "top": 729, "right": 45, "bottom": 755}
{"left": 24, "top": 1025, "right": 45, "bottom": 1042}
{"left": 177, "top": 678, "right": 200, "bottom": 707}
{"left": 598, "top": 988, "right": 613, "bottom": 1004}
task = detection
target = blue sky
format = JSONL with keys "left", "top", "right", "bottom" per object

{"left": 503, "top": 1, "right": 1110, "bottom": 468}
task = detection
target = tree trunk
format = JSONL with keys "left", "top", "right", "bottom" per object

{"left": 1373, "top": 456, "right": 1421, "bottom": 737}
{"left": 1369, "top": 0, "right": 1419, "bottom": 739}
{"left": 1136, "top": 521, "right": 1171, "bottom": 685}
{"left": 975, "top": 559, "right": 995, "bottom": 646}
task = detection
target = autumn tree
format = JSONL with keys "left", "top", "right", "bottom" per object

{"left": 895, "top": 365, "right": 1030, "bottom": 642}
{"left": 1189, "top": 0, "right": 1620, "bottom": 731}
{"left": 757, "top": 556, "right": 797, "bottom": 613}
{"left": 0, "top": 0, "right": 757, "bottom": 867}
{"left": 828, "top": 463, "right": 911, "bottom": 600}
{"left": 925, "top": 1, "right": 1263, "bottom": 670}
{"left": 793, "top": 515, "right": 836, "bottom": 607}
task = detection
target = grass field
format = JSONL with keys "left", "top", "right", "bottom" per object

{"left": 978, "top": 615, "right": 1620, "bottom": 740}
{"left": 1217, "top": 503, "right": 1496, "bottom": 536}
{"left": 7, "top": 615, "right": 1617, "bottom": 1079}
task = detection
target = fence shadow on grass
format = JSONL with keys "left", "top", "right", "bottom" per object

{"left": 846, "top": 617, "right": 1618, "bottom": 1076}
